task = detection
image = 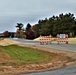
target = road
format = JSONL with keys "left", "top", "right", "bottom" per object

{"left": 10, "top": 38, "right": 76, "bottom": 52}
{"left": 21, "top": 65, "right": 76, "bottom": 75}
{"left": 8, "top": 38, "right": 76, "bottom": 75}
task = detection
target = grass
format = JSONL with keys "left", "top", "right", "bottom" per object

{"left": 68, "top": 38, "right": 76, "bottom": 44}
{"left": 49, "top": 38, "right": 76, "bottom": 44}
{"left": 0, "top": 45, "right": 52, "bottom": 66}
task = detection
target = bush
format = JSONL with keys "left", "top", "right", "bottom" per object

{"left": 26, "top": 29, "right": 35, "bottom": 39}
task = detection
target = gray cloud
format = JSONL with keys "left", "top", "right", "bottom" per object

{"left": 0, "top": 0, "right": 76, "bottom": 32}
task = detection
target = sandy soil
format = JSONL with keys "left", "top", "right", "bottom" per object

{"left": 0, "top": 39, "right": 76, "bottom": 75}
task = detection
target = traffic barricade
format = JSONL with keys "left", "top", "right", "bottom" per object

{"left": 57, "top": 34, "right": 69, "bottom": 44}
{"left": 39, "top": 35, "right": 52, "bottom": 45}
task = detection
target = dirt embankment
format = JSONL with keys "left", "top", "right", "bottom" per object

{"left": 0, "top": 39, "right": 76, "bottom": 75}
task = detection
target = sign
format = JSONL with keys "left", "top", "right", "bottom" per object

{"left": 60, "top": 34, "right": 66, "bottom": 38}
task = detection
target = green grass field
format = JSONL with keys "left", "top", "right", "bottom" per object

{"left": 0, "top": 45, "right": 52, "bottom": 66}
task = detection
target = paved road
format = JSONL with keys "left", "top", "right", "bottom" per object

{"left": 8, "top": 38, "right": 76, "bottom": 75}
{"left": 21, "top": 65, "right": 76, "bottom": 75}
{"left": 10, "top": 38, "right": 76, "bottom": 52}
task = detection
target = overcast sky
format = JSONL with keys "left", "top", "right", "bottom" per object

{"left": 0, "top": 0, "right": 76, "bottom": 32}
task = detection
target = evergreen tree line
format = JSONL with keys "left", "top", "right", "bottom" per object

{"left": 32, "top": 13, "right": 76, "bottom": 37}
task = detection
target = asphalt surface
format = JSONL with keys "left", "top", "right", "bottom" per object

{"left": 11, "top": 38, "right": 76, "bottom": 52}
{"left": 21, "top": 65, "right": 76, "bottom": 75}
{"left": 8, "top": 38, "right": 76, "bottom": 75}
